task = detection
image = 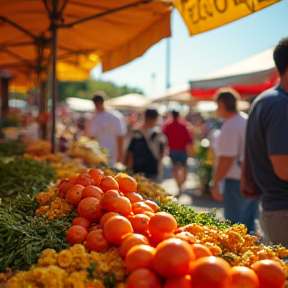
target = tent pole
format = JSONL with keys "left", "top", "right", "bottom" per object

{"left": 51, "top": 23, "right": 58, "bottom": 153}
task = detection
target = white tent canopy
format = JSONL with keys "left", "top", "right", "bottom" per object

{"left": 65, "top": 97, "right": 94, "bottom": 112}
{"left": 150, "top": 84, "right": 192, "bottom": 103}
{"left": 190, "top": 47, "right": 278, "bottom": 90}
{"left": 105, "top": 93, "right": 150, "bottom": 110}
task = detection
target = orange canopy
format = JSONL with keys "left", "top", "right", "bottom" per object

{"left": 0, "top": 0, "right": 172, "bottom": 85}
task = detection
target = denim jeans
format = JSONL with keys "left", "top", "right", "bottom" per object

{"left": 223, "top": 179, "right": 259, "bottom": 233}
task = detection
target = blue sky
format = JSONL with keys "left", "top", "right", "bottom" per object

{"left": 91, "top": 0, "right": 288, "bottom": 97}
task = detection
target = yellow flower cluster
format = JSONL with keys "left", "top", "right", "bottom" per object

{"left": 8, "top": 245, "right": 126, "bottom": 288}
{"left": 35, "top": 187, "right": 73, "bottom": 220}
{"left": 182, "top": 223, "right": 288, "bottom": 274}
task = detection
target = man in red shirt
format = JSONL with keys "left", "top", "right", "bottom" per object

{"left": 162, "top": 110, "right": 193, "bottom": 196}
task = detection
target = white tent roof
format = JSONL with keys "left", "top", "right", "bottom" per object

{"left": 150, "top": 84, "right": 192, "bottom": 103}
{"left": 65, "top": 97, "right": 94, "bottom": 112}
{"left": 190, "top": 47, "right": 278, "bottom": 90}
{"left": 105, "top": 93, "right": 150, "bottom": 110}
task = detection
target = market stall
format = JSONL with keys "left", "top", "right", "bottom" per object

{"left": 0, "top": 140, "right": 288, "bottom": 288}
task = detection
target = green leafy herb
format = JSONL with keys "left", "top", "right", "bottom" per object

{"left": 0, "top": 208, "right": 75, "bottom": 272}
{"left": 160, "top": 202, "right": 231, "bottom": 229}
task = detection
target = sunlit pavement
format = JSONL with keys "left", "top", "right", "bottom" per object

{"left": 160, "top": 157, "right": 224, "bottom": 219}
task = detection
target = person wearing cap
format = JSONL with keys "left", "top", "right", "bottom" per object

{"left": 126, "top": 108, "right": 167, "bottom": 182}
{"left": 85, "top": 91, "right": 127, "bottom": 165}
{"left": 210, "top": 87, "right": 259, "bottom": 233}
{"left": 162, "top": 109, "right": 193, "bottom": 196}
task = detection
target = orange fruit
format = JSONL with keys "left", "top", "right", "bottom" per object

{"left": 125, "top": 192, "right": 144, "bottom": 204}
{"left": 68, "top": 174, "right": 79, "bottom": 185}
{"left": 143, "top": 200, "right": 159, "bottom": 212}
{"left": 100, "top": 212, "right": 119, "bottom": 228}
{"left": 143, "top": 211, "right": 155, "bottom": 218}
{"left": 98, "top": 176, "right": 119, "bottom": 192}
{"left": 102, "top": 190, "right": 132, "bottom": 216}
{"left": 125, "top": 244, "right": 155, "bottom": 272}
{"left": 229, "top": 266, "right": 260, "bottom": 288}
{"left": 127, "top": 214, "right": 150, "bottom": 235}
{"left": 86, "top": 229, "right": 110, "bottom": 252}
{"left": 102, "top": 190, "right": 120, "bottom": 210}
{"left": 72, "top": 217, "right": 91, "bottom": 231}
{"left": 81, "top": 185, "right": 103, "bottom": 200}
{"left": 77, "top": 197, "right": 103, "bottom": 222}
{"left": 175, "top": 232, "right": 197, "bottom": 244}
{"left": 103, "top": 215, "right": 133, "bottom": 246}
{"left": 132, "top": 202, "right": 154, "bottom": 214}
{"left": 164, "top": 275, "right": 192, "bottom": 288}
{"left": 88, "top": 168, "right": 104, "bottom": 185}
{"left": 126, "top": 268, "right": 162, "bottom": 288}
{"left": 66, "top": 225, "right": 88, "bottom": 245}
{"left": 76, "top": 173, "right": 95, "bottom": 187}
{"left": 118, "top": 233, "right": 149, "bottom": 257}
{"left": 191, "top": 244, "right": 213, "bottom": 259}
{"left": 65, "top": 184, "right": 84, "bottom": 206}
{"left": 149, "top": 232, "right": 175, "bottom": 248}
{"left": 148, "top": 212, "right": 177, "bottom": 236}
{"left": 58, "top": 180, "right": 72, "bottom": 198}
{"left": 114, "top": 173, "right": 137, "bottom": 193}
{"left": 252, "top": 260, "right": 286, "bottom": 288}
{"left": 153, "top": 238, "right": 195, "bottom": 278}
{"left": 191, "top": 256, "right": 231, "bottom": 288}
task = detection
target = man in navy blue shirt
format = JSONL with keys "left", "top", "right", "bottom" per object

{"left": 244, "top": 37, "right": 288, "bottom": 246}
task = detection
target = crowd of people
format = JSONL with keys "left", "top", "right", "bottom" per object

{"left": 80, "top": 37, "right": 288, "bottom": 249}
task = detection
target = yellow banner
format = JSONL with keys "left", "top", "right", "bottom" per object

{"left": 174, "top": 0, "right": 281, "bottom": 36}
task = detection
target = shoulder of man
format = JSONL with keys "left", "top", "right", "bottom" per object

{"left": 131, "top": 129, "right": 144, "bottom": 139}
{"left": 251, "top": 87, "right": 287, "bottom": 109}
{"left": 151, "top": 127, "right": 167, "bottom": 143}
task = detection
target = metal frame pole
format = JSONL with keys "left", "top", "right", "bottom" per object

{"left": 166, "top": 38, "right": 170, "bottom": 89}
{"left": 51, "top": 23, "right": 58, "bottom": 153}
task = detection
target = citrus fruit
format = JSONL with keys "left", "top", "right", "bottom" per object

{"left": 126, "top": 268, "right": 162, "bottom": 288}
{"left": 98, "top": 176, "right": 119, "bottom": 192}
{"left": 229, "top": 266, "right": 260, "bottom": 288}
{"left": 86, "top": 229, "right": 110, "bottom": 252}
{"left": 153, "top": 238, "right": 195, "bottom": 278}
{"left": 191, "top": 256, "right": 231, "bottom": 288}
{"left": 252, "top": 260, "right": 286, "bottom": 288}
{"left": 88, "top": 168, "right": 104, "bottom": 185}
{"left": 77, "top": 197, "right": 103, "bottom": 222}
{"left": 66, "top": 225, "right": 88, "bottom": 245}
{"left": 72, "top": 217, "right": 91, "bottom": 231}
{"left": 118, "top": 233, "right": 149, "bottom": 257}
{"left": 114, "top": 173, "right": 137, "bottom": 193}
{"left": 65, "top": 184, "right": 84, "bottom": 206}
{"left": 81, "top": 185, "right": 103, "bottom": 200}
{"left": 148, "top": 212, "right": 177, "bottom": 236}
{"left": 103, "top": 215, "right": 133, "bottom": 246}
{"left": 125, "top": 244, "right": 155, "bottom": 272}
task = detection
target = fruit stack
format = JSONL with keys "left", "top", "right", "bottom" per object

{"left": 7, "top": 169, "right": 287, "bottom": 288}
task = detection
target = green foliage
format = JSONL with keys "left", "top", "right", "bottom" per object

{"left": 160, "top": 202, "right": 231, "bottom": 229}
{"left": 0, "top": 157, "right": 57, "bottom": 215}
{"left": 0, "top": 141, "right": 25, "bottom": 157}
{"left": 0, "top": 209, "right": 75, "bottom": 272}
{"left": 58, "top": 79, "right": 143, "bottom": 102}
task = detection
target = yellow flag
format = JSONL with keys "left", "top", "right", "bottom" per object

{"left": 174, "top": 0, "right": 281, "bottom": 36}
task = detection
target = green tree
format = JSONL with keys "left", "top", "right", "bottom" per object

{"left": 58, "top": 79, "right": 143, "bottom": 102}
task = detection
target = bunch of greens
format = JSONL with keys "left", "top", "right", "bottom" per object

{"left": 0, "top": 157, "right": 57, "bottom": 215}
{"left": 0, "top": 208, "right": 75, "bottom": 272}
{"left": 0, "top": 141, "right": 25, "bottom": 157}
{"left": 160, "top": 202, "right": 231, "bottom": 229}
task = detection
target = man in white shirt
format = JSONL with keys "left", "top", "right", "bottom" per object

{"left": 85, "top": 92, "right": 127, "bottom": 166}
{"left": 210, "top": 88, "right": 259, "bottom": 233}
